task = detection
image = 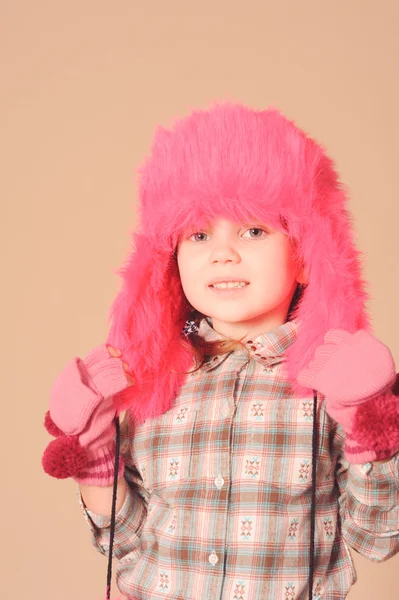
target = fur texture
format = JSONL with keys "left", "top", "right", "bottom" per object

{"left": 105, "top": 101, "right": 371, "bottom": 426}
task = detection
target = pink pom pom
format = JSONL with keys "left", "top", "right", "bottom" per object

{"left": 353, "top": 394, "right": 399, "bottom": 451}
{"left": 44, "top": 410, "right": 64, "bottom": 437}
{"left": 42, "top": 435, "right": 88, "bottom": 479}
{"left": 392, "top": 373, "right": 399, "bottom": 396}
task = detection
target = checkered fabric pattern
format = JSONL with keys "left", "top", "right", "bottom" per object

{"left": 78, "top": 318, "right": 399, "bottom": 600}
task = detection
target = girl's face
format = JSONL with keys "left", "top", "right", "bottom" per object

{"left": 176, "top": 218, "right": 306, "bottom": 341}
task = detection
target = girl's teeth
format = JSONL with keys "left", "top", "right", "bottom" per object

{"left": 212, "top": 282, "right": 247, "bottom": 289}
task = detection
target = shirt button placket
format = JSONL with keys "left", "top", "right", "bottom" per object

{"left": 214, "top": 474, "right": 225, "bottom": 488}
{"left": 221, "top": 404, "right": 230, "bottom": 417}
{"left": 208, "top": 550, "right": 219, "bottom": 565}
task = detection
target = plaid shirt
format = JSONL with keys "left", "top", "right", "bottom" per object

{"left": 78, "top": 318, "right": 399, "bottom": 600}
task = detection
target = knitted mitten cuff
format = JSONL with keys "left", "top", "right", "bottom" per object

{"left": 343, "top": 433, "right": 380, "bottom": 464}
{"left": 73, "top": 442, "right": 125, "bottom": 486}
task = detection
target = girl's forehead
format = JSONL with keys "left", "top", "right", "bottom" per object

{"left": 204, "top": 218, "right": 251, "bottom": 227}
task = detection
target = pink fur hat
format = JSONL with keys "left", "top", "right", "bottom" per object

{"left": 105, "top": 101, "right": 371, "bottom": 425}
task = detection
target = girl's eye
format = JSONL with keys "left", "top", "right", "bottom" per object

{"left": 188, "top": 228, "right": 267, "bottom": 242}
{"left": 189, "top": 232, "right": 208, "bottom": 242}
{"left": 243, "top": 228, "right": 266, "bottom": 239}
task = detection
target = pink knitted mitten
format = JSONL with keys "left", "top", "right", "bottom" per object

{"left": 42, "top": 344, "right": 130, "bottom": 485}
{"left": 298, "top": 329, "right": 399, "bottom": 464}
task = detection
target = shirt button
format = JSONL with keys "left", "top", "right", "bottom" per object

{"left": 208, "top": 551, "right": 219, "bottom": 565}
{"left": 222, "top": 405, "right": 230, "bottom": 417}
{"left": 360, "top": 462, "right": 372, "bottom": 474}
{"left": 214, "top": 474, "right": 224, "bottom": 488}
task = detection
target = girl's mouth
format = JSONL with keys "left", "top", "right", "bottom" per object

{"left": 209, "top": 283, "right": 250, "bottom": 296}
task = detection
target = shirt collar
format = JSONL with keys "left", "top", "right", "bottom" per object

{"left": 195, "top": 316, "right": 299, "bottom": 372}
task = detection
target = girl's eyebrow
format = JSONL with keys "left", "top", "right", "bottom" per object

{"left": 200, "top": 221, "right": 270, "bottom": 230}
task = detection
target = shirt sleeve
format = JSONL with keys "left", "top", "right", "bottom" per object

{"left": 333, "top": 421, "right": 399, "bottom": 562}
{"left": 78, "top": 465, "right": 148, "bottom": 560}
{"left": 77, "top": 413, "right": 149, "bottom": 560}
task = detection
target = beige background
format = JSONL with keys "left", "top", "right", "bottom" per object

{"left": 1, "top": 1, "right": 398, "bottom": 598}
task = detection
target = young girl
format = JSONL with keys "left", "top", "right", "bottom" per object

{"left": 42, "top": 102, "right": 399, "bottom": 600}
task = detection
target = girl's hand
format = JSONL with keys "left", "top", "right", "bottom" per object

{"left": 106, "top": 345, "right": 135, "bottom": 386}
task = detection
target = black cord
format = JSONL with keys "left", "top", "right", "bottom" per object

{"left": 308, "top": 391, "right": 318, "bottom": 600}
{"left": 106, "top": 414, "right": 120, "bottom": 600}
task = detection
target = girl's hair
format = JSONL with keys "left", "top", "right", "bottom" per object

{"left": 177, "top": 282, "right": 307, "bottom": 375}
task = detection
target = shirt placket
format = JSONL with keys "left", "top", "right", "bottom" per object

{"left": 209, "top": 353, "right": 249, "bottom": 600}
